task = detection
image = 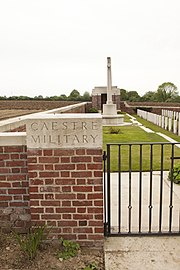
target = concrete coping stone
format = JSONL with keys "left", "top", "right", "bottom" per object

{"left": 0, "top": 132, "right": 26, "bottom": 146}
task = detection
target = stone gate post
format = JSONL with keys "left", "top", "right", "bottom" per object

{"left": 26, "top": 113, "right": 104, "bottom": 247}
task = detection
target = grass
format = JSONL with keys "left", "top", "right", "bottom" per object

{"left": 103, "top": 123, "right": 180, "bottom": 172}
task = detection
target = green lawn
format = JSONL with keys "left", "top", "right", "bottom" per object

{"left": 103, "top": 124, "right": 180, "bottom": 172}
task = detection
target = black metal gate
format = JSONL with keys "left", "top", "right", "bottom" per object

{"left": 104, "top": 142, "right": 180, "bottom": 236}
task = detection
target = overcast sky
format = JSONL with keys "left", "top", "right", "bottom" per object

{"left": 0, "top": 0, "right": 180, "bottom": 97}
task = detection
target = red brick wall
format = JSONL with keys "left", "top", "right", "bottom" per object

{"left": 0, "top": 145, "right": 30, "bottom": 232}
{"left": 27, "top": 148, "right": 104, "bottom": 247}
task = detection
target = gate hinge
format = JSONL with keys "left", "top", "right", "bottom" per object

{"left": 103, "top": 151, "right": 107, "bottom": 161}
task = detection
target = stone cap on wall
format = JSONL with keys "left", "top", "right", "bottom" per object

{"left": 0, "top": 132, "right": 26, "bottom": 146}
{"left": 26, "top": 113, "right": 102, "bottom": 149}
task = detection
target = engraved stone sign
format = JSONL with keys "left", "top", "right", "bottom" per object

{"left": 26, "top": 114, "right": 102, "bottom": 149}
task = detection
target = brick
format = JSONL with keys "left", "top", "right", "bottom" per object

{"left": 39, "top": 171, "right": 59, "bottom": 178}
{"left": 30, "top": 194, "right": 43, "bottom": 199}
{"left": 62, "top": 201, "right": 71, "bottom": 206}
{"left": 93, "top": 156, "right": 103, "bottom": 162}
{"left": 73, "top": 214, "right": 93, "bottom": 220}
{"left": 62, "top": 186, "right": 71, "bottom": 192}
{"left": 31, "top": 207, "right": 44, "bottom": 213}
{"left": 88, "top": 207, "right": 103, "bottom": 213}
{"left": 71, "top": 156, "right": 91, "bottom": 163}
{"left": 54, "top": 149, "right": 75, "bottom": 156}
{"left": 87, "top": 149, "right": 102, "bottom": 155}
{"left": 10, "top": 154, "right": 19, "bottom": 159}
{"left": 30, "top": 179, "right": 44, "bottom": 185}
{"left": 94, "top": 200, "right": 103, "bottom": 206}
{"left": 41, "top": 201, "right": 60, "bottom": 206}
{"left": 0, "top": 168, "right": 10, "bottom": 173}
{"left": 58, "top": 220, "right": 77, "bottom": 227}
{"left": 76, "top": 179, "right": 86, "bottom": 185}
{"left": 95, "top": 228, "right": 104, "bottom": 233}
{"left": 43, "top": 150, "right": 53, "bottom": 156}
{"left": 4, "top": 146, "right": 24, "bottom": 153}
{"left": 76, "top": 164, "right": 86, "bottom": 170}
{"left": 77, "top": 208, "right": 86, "bottom": 213}
{"left": 87, "top": 164, "right": 102, "bottom": 170}
{"left": 45, "top": 179, "right": 54, "bottom": 185}
{"left": 6, "top": 160, "right": 25, "bottom": 167}
{"left": 0, "top": 154, "right": 9, "bottom": 160}
{"left": 94, "top": 186, "right": 103, "bottom": 192}
{"left": 10, "top": 201, "right": 29, "bottom": 207}
{"left": 45, "top": 208, "right": 54, "bottom": 213}
{"left": 71, "top": 171, "right": 92, "bottom": 178}
{"left": 55, "top": 164, "right": 75, "bottom": 170}
{"left": 89, "top": 221, "right": 103, "bottom": 226}
{"left": 29, "top": 187, "right": 38, "bottom": 193}
{"left": 77, "top": 194, "right": 86, "bottom": 200}
{"left": 94, "top": 171, "right": 103, "bottom": 177}
{"left": 31, "top": 214, "right": 40, "bottom": 220}
{"left": 39, "top": 157, "right": 59, "bottom": 163}
{"left": 56, "top": 208, "right": 76, "bottom": 213}
{"left": 55, "top": 194, "right": 76, "bottom": 200}
{"left": 0, "top": 202, "right": 8, "bottom": 207}
{"left": 27, "top": 149, "right": 42, "bottom": 156}
{"left": 62, "top": 214, "right": 71, "bottom": 219}
{"left": 60, "top": 171, "right": 70, "bottom": 177}
{"left": 28, "top": 172, "right": 38, "bottom": 178}
{"left": 0, "top": 189, "right": 7, "bottom": 194}
{"left": 0, "top": 182, "right": 11, "bottom": 188}
{"left": 27, "top": 157, "right": 37, "bottom": 163}
{"left": 63, "top": 228, "right": 72, "bottom": 234}
{"left": 78, "top": 234, "right": 87, "bottom": 240}
{"left": 55, "top": 179, "right": 75, "bottom": 185}
{"left": 8, "top": 189, "right": 26, "bottom": 195}
{"left": 87, "top": 179, "right": 102, "bottom": 185}
{"left": 73, "top": 186, "right": 92, "bottom": 193}
{"left": 73, "top": 201, "right": 92, "bottom": 207}
{"left": 30, "top": 200, "right": 39, "bottom": 206}
{"left": 12, "top": 182, "right": 23, "bottom": 187}
{"left": 11, "top": 168, "right": 20, "bottom": 173}
{"left": 28, "top": 164, "right": 44, "bottom": 171}
{"left": 73, "top": 228, "right": 93, "bottom": 233}
{"left": 88, "top": 234, "right": 104, "bottom": 240}
{"left": 45, "top": 164, "right": 53, "bottom": 170}
{"left": 7, "top": 175, "right": 27, "bottom": 181}
{"left": 75, "top": 149, "right": 86, "bottom": 155}
{"left": 88, "top": 193, "right": 103, "bottom": 200}
{"left": 45, "top": 194, "right": 54, "bottom": 200}
{"left": 41, "top": 214, "right": 61, "bottom": 220}
{"left": 61, "top": 157, "right": 70, "bottom": 163}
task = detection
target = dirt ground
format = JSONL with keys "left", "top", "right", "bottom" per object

{"left": 0, "top": 110, "right": 41, "bottom": 120}
{"left": 0, "top": 232, "right": 104, "bottom": 270}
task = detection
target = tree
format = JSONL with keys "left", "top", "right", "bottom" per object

{"left": 68, "top": 89, "right": 81, "bottom": 101}
{"left": 127, "top": 91, "right": 140, "bottom": 102}
{"left": 156, "top": 82, "right": 178, "bottom": 102}
{"left": 120, "top": 89, "right": 128, "bottom": 101}
{"left": 141, "top": 91, "right": 156, "bottom": 102}
{"left": 81, "top": 91, "right": 91, "bottom": 101}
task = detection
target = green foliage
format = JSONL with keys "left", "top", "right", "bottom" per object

{"left": 57, "top": 238, "right": 80, "bottom": 260}
{"left": 156, "top": 82, "right": 178, "bottom": 102}
{"left": 88, "top": 107, "right": 99, "bottom": 113}
{"left": 13, "top": 225, "right": 47, "bottom": 260}
{"left": 83, "top": 262, "right": 98, "bottom": 270}
{"left": 168, "top": 164, "right": 180, "bottom": 184}
{"left": 108, "top": 127, "right": 122, "bottom": 134}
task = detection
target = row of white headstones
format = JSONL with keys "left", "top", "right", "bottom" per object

{"left": 137, "top": 109, "right": 180, "bottom": 136}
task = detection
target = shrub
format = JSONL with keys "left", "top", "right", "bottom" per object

{"left": 13, "top": 225, "right": 47, "bottom": 260}
{"left": 108, "top": 127, "right": 122, "bottom": 134}
{"left": 168, "top": 164, "right": 180, "bottom": 184}
{"left": 57, "top": 238, "right": 80, "bottom": 260}
{"left": 87, "top": 107, "right": 99, "bottom": 113}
